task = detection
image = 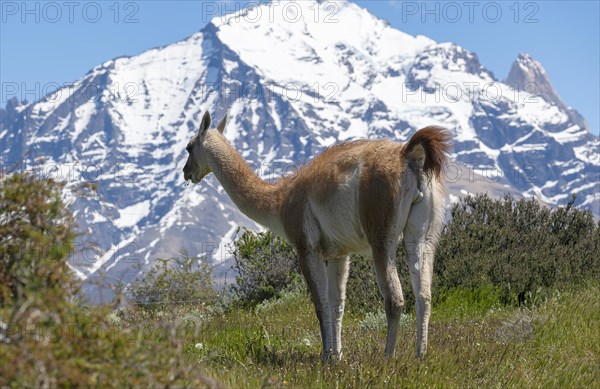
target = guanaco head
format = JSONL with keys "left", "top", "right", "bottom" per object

{"left": 183, "top": 111, "right": 227, "bottom": 184}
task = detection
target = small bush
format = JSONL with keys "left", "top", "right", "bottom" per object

{"left": 0, "top": 173, "right": 78, "bottom": 308}
{"left": 0, "top": 174, "right": 220, "bottom": 387}
{"left": 128, "top": 250, "right": 218, "bottom": 311}
{"left": 255, "top": 276, "right": 307, "bottom": 314}
{"left": 358, "top": 310, "right": 387, "bottom": 332}
{"left": 346, "top": 249, "right": 416, "bottom": 314}
{"left": 345, "top": 255, "right": 381, "bottom": 313}
{"left": 230, "top": 228, "right": 301, "bottom": 306}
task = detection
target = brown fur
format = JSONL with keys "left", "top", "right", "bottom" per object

{"left": 280, "top": 140, "right": 406, "bottom": 251}
{"left": 401, "top": 126, "right": 452, "bottom": 179}
{"left": 184, "top": 112, "right": 452, "bottom": 361}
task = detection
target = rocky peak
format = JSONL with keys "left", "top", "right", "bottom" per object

{"left": 505, "top": 53, "right": 589, "bottom": 131}
{"left": 505, "top": 53, "right": 566, "bottom": 109}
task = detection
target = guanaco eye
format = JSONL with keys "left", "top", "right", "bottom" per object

{"left": 186, "top": 145, "right": 192, "bottom": 153}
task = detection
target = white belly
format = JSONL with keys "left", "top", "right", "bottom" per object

{"left": 308, "top": 172, "right": 371, "bottom": 258}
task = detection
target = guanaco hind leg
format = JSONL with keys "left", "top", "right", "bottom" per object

{"left": 326, "top": 256, "right": 350, "bottom": 359}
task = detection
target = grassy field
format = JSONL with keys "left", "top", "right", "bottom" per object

{"left": 2, "top": 283, "right": 599, "bottom": 387}
{"left": 115, "top": 283, "right": 599, "bottom": 388}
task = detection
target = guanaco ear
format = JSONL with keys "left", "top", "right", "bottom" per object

{"left": 198, "top": 111, "right": 211, "bottom": 135}
{"left": 216, "top": 112, "right": 228, "bottom": 134}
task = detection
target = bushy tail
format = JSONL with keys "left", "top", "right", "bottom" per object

{"left": 401, "top": 126, "right": 452, "bottom": 179}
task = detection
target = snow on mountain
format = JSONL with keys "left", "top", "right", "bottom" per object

{"left": 506, "top": 53, "right": 566, "bottom": 109}
{"left": 1, "top": 0, "right": 598, "bottom": 301}
{"left": 504, "top": 52, "right": 591, "bottom": 139}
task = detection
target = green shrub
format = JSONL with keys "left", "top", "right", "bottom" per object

{"left": 345, "top": 254, "right": 381, "bottom": 313}
{"left": 0, "top": 173, "right": 78, "bottom": 309}
{"left": 230, "top": 228, "right": 301, "bottom": 306}
{"left": 0, "top": 174, "right": 220, "bottom": 387}
{"left": 435, "top": 194, "right": 600, "bottom": 304}
{"left": 346, "top": 248, "right": 416, "bottom": 314}
{"left": 255, "top": 276, "right": 307, "bottom": 315}
{"left": 128, "top": 250, "right": 219, "bottom": 311}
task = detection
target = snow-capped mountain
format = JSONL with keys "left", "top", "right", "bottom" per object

{"left": 1, "top": 1, "right": 598, "bottom": 300}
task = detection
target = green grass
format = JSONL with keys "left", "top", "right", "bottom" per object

{"left": 185, "top": 283, "right": 599, "bottom": 388}
{"left": 2, "top": 283, "right": 598, "bottom": 388}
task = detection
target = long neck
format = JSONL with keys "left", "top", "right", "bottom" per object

{"left": 204, "top": 131, "right": 283, "bottom": 231}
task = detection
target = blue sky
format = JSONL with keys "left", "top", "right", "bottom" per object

{"left": 1, "top": 0, "right": 598, "bottom": 135}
